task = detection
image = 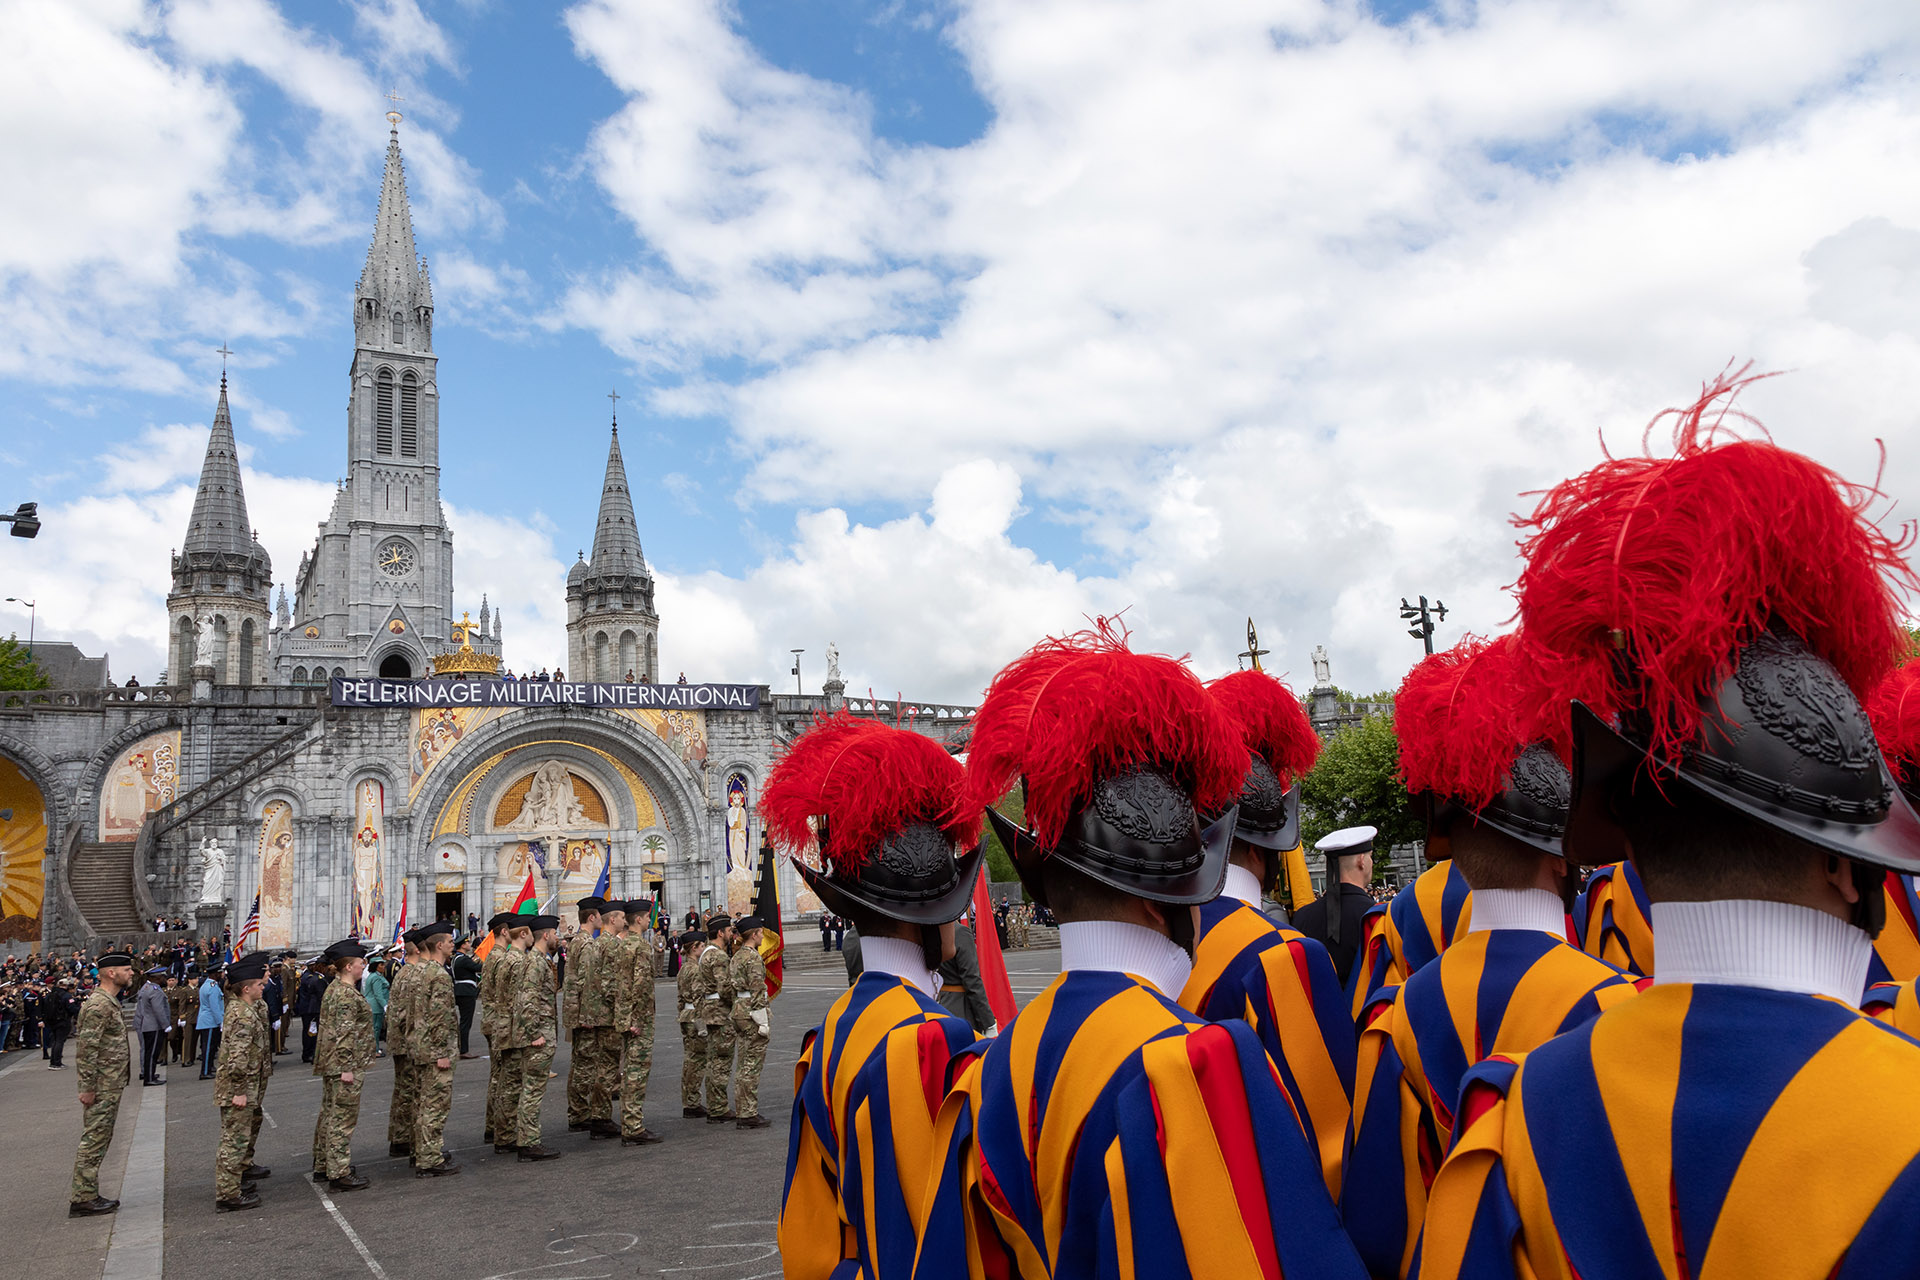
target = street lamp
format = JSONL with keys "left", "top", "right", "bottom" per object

{"left": 1399, "top": 595, "right": 1448, "bottom": 656}
{"left": 4, "top": 597, "right": 34, "bottom": 656}
{"left": 0, "top": 503, "right": 38, "bottom": 539}
{"left": 790, "top": 649, "right": 805, "bottom": 695}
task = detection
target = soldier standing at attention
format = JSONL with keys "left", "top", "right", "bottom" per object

{"left": 384, "top": 935, "right": 420, "bottom": 1159}
{"left": 695, "top": 916, "right": 738, "bottom": 1123}
{"left": 490, "top": 920, "right": 534, "bottom": 1154}
{"left": 727, "top": 916, "right": 772, "bottom": 1130}
{"left": 170, "top": 970, "right": 197, "bottom": 1067}
{"left": 604, "top": 901, "right": 664, "bottom": 1146}
{"left": 408, "top": 921, "right": 461, "bottom": 1177}
{"left": 224, "top": 958, "right": 275, "bottom": 1188}
{"left": 479, "top": 912, "right": 517, "bottom": 1146}
{"left": 563, "top": 897, "right": 617, "bottom": 1138}
{"left": 212, "top": 953, "right": 272, "bottom": 1213}
{"left": 509, "top": 915, "right": 564, "bottom": 1161}
{"left": 676, "top": 932, "right": 707, "bottom": 1117}
{"left": 69, "top": 949, "right": 134, "bottom": 1217}
{"left": 310, "top": 938, "right": 374, "bottom": 1192}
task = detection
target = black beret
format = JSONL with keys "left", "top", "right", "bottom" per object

{"left": 576, "top": 897, "right": 607, "bottom": 915}
{"left": 707, "top": 914, "right": 732, "bottom": 932}
{"left": 681, "top": 930, "right": 706, "bottom": 945}
{"left": 526, "top": 914, "right": 560, "bottom": 931}
{"left": 488, "top": 912, "right": 519, "bottom": 930}
{"left": 227, "top": 953, "right": 271, "bottom": 982}
{"left": 323, "top": 938, "right": 369, "bottom": 961}
{"left": 95, "top": 951, "right": 134, "bottom": 967}
{"left": 735, "top": 915, "right": 764, "bottom": 933}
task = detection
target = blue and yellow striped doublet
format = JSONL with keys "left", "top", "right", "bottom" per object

{"left": 782, "top": 972, "right": 979, "bottom": 1280}
{"left": 913, "top": 970, "right": 1366, "bottom": 1280}
{"left": 1417, "top": 984, "right": 1920, "bottom": 1280}
{"left": 1865, "top": 978, "right": 1920, "bottom": 1039}
{"left": 1179, "top": 896, "right": 1355, "bottom": 1197}
{"left": 1574, "top": 861, "right": 1655, "bottom": 978}
{"left": 1344, "top": 930, "right": 1635, "bottom": 1279}
{"left": 1348, "top": 862, "right": 1474, "bottom": 1021}
{"left": 1868, "top": 875, "right": 1920, "bottom": 990}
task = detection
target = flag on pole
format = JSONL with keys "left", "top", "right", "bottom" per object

{"left": 752, "top": 830, "right": 784, "bottom": 998}
{"left": 391, "top": 881, "right": 409, "bottom": 947}
{"left": 591, "top": 855, "right": 611, "bottom": 901}
{"left": 512, "top": 866, "right": 537, "bottom": 915}
{"left": 229, "top": 893, "right": 261, "bottom": 963}
{"left": 972, "top": 876, "right": 1017, "bottom": 1027}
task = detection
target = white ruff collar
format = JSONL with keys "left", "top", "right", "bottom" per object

{"left": 1467, "top": 888, "right": 1566, "bottom": 936}
{"left": 1059, "top": 920, "right": 1193, "bottom": 999}
{"left": 1652, "top": 899, "right": 1871, "bottom": 1005}
{"left": 1221, "top": 863, "right": 1265, "bottom": 911}
{"left": 861, "top": 936, "right": 938, "bottom": 996}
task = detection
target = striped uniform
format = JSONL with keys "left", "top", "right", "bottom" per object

{"left": 1177, "top": 896, "right": 1355, "bottom": 1197}
{"left": 1868, "top": 875, "right": 1920, "bottom": 989}
{"left": 1864, "top": 978, "right": 1920, "bottom": 1039}
{"left": 1573, "top": 861, "right": 1656, "bottom": 978}
{"left": 1416, "top": 985, "right": 1920, "bottom": 1280}
{"left": 1347, "top": 862, "right": 1475, "bottom": 1021}
{"left": 780, "top": 972, "right": 978, "bottom": 1280}
{"left": 913, "top": 970, "right": 1365, "bottom": 1280}
{"left": 1344, "top": 930, "right": 1637, "bottom": 1279}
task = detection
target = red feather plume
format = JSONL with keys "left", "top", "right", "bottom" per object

{"left": 759, "top": 712, "right": 974, "bottom": 878}
{"left": 963, "top": 618, "right": 1248, "bottom": 851}
{"left": 1205, "top": 669, "right": 1321, "bottom": 786}
{"left": 1868, "top": 656, "right": 1920, "bottom": 785}
{"left": 1396, "top": 634, "right": 1555, "bottom": 810}
{"left": 1514, "top": 368, "right": 1918, "bottom": 765}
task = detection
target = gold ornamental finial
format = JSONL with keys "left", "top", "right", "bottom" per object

{"left": 385, "top": 88, "right": 404, "bottom": 129}
{"left": 433, "top": 611, "right": 500, "bottom": 676}
{"left": 1241, "top": 617, "right": 1269, "bottom": 672}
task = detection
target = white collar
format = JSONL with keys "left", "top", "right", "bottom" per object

{"left": 860, "top": 936, "right": 938, "bottom": 997}
{"left": 1466, "top": 888, "right": 1566, "bottom": 936}
{"left": 1652, "top": 899, "right": 1871, "bottom": 1005}
{"left": 1058, "top": 920, "right": 1193, "bottom": 999}
{"left": 1221, "top": 863, "right": 1265, "bottom": 911}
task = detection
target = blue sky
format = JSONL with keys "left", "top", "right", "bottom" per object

{"left": 3, "top": 1, "right": 1919, "bottom": 698}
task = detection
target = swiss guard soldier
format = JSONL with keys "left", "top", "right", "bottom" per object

{"left": 1571, "top": 856, "right": 1655, "bottom": 977}
{"left": 1178, "top": 668, "right": 1354, "bottom": 1197}
{"left": 1344, "top": 633, "right": 1637, "bottom": 1278}
{"left": 1294, "top": 825, "right": 1381, "bottom": 986}
{"left": 1419, "top": 376, "right": 1920, "bottom": 1279}
{"left": 1865, "top": 655, "right": 1920, "bottom": 987}
{"left": 772, "top": 714, "right": 984, "bottom": 1280}
{"left": 1344, "top": 855, "right": 1474, "bottom": 1021}
{"left": 914, "top": 623, "right": 1365, "bottom": 1279}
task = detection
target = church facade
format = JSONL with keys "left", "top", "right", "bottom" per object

{"left": 0, "top": 120, "right": 976, "bottom": 953}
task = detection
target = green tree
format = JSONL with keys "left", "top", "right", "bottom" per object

{"left": 1298, "top": 713, "right": 1421, "bottom": 882}
{"left": 978, "top": 787, "right": 1023, "bottom": 892}
{"left": 0, "top": 637, "right": 48, "bottom": 691}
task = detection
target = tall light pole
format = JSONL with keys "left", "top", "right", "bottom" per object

{"left": 1399, "top": 596, "right": 1448, "bottom": 655}
{"left": 4, "top": 597, "right": 34, "bottom": 656}
{"left": 790, "top": 649, "right": 805, "bottom": 695}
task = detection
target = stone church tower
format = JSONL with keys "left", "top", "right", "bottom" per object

{"left": 166, "top": 376, "right": 272, "bottom": 684}
{"left": 567, "top": 423, "right": 659, "bottom": 681}
{"left": 270, "top": 113, "right": 496, "bottom": 684}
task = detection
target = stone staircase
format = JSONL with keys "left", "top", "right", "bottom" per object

{"left": 68, "top": 842, "right": 146, "bottom": 934}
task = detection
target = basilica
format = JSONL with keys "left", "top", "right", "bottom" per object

{"left": 0, "top": 119, "right": 974, "bottom": 953}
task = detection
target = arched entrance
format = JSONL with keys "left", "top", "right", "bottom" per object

{"left": 379, "top": 653, "right": 413, "bottom": 678}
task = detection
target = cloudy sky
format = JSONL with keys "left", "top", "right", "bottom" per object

{"left": 3, "top": 0, "right": 1918, "bottom": 701}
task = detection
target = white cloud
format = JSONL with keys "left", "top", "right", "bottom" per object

{"left": 442, "top": 502, "right": 570, "bottom": 674}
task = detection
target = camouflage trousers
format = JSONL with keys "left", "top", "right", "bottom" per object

{"left": 618, "top": 1027, "right": 653, "bottom": 1136}
{"left": 702, "top": 1018, "right": 737, "bottom": 1115}
{"left": 215, "top": 1104, "right": 252, "bottom": 1201}
{"left": 387, "top": 1054, "right": 415, "bottom": 1146}
{"left": 411, "top": 1058, "right": 454, "bottom": 1169}
{"left": 70, "top": 1092, "right": 122, "bottom": 1202}
{"left": 485, "top": 1037, "right": 504, "bottom": 1139}
{"left": 514, "top": 1042, "right": 557, "bottom": 1147}
{"left": 491, "top": 1043, "right": 521, "bottom": 1143}
{"left": 312, "top": 1075, "right": 364, "bottom": 1180}
{"left": 680, "top": 1023, "right": 704, "bottom": 1108}
{"left": 566, "top": 1026, "right": 618, "bottom": 1125}
{"left": 730, "top": 1010, "right": 770, "bottom": 1120}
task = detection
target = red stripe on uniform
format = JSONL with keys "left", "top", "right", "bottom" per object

{"left": 1184, "top": 1029, "right": 1282, "bottom": 1280}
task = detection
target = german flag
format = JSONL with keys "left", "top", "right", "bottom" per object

{"left": 753, "top": 829, "right": 784, "bottom": 998}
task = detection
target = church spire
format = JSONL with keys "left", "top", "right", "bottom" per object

{"left": 355, "top": 111, "right": 431, "bottom": 351}
{"left": 587, "top": 421, "right": 645, "bottom": 576}
{"left": 182, "top": 376, "right": 256, "bottom": 558}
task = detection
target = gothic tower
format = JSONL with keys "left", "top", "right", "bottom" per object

{"left": 167, "top": 376, "right": 273, "bottom": 684}
{"left": 567, "top": 421, "right": 659, "bottom": 681}
{"left": 271, "top": 113, "right": 493, "bottom": 684}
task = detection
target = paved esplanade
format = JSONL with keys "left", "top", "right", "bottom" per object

{"left": 0, "top": 949, "right": 1063, "bottom": 1280}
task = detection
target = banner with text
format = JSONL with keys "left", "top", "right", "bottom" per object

{"left": 330, "top": 677, "right": 762, "bottom": 711}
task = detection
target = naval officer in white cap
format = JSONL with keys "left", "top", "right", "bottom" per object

{"left": 1292, "top": 825, "right": 1377, "bottom": 985}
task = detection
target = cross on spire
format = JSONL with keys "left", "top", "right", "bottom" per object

{"left": 216, "top": 343, "right": 233, "bottom": 388}
{"left": 385, "top": 88, "right": 404, "bottom": 129}
{"left": 608, "top": 388, "right": 620, "bottom": 429}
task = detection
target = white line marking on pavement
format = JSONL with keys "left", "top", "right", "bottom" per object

{"left": 306, "top": 1176, "right": 391, "bottom": 1279}
{"left": 477, "top": 1233, "right": 638, "bottom": 1280}
{"left": 103, "top": 1052, "right": 165, "bottom": 1280}
{"left": 0, "top": 1052, "right": 38, "bottom": 1079}
{"left": 261, "top": 1104, "right": 278, "bottom": 1129}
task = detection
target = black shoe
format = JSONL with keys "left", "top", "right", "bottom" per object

{"left": 241, "top": 1164, "right": 270, "bottom": 1179}
{"left": 388, "top": 1143, "right": 411, "bottom": 1158}
{"left": 494, "top": 1143, "right": 517, "bottom": 1155}
{"left": 683, "top": 1106, "right": 707, "bottom": 1118}
{"left": 142, "top": 1079, "right": 160, "bottom": 1087}
{"left": 705, "top": 1112, "right": 737, "bottom": 1125}
{"left": 241, "top": 1182, "right": 257, "bottom": 1195}
{"left": 621, "top": 1130, "right": 664, "bottom": 1146}
{"left": 414, "top": 1161, "right": 461, "bottom": 1178}
{"left": 482, "top": 1129, "right": 494, "bottom": 1145}
{"left": 517, "top": 1145, "right": 563, "bottom": 1161}
{"left": 329, "top": 1173, "right": 370, "bottom": 1192}
{"left": 69, "top": 1196, "right": 119, "bottom": 1217}
{"left": 566, "top": 1120, "right": 591, "bottom": 1132}
{"left": 735, "top": 1115, "right": 771, "bottom": 1130}
{"left": 311, "top": 1171, "right": 329, "bottom": 1183}
{"left": 215, "top": 1192, "right": 262, "bottom": 1213}
{"left": 589, "top": 1123, "right": 620, "bottom": 1140}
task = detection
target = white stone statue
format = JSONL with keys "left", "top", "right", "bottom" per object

{"left": 1311, "top": 644, "right": 1332, "bottom": 689}
{"left": 196, "top": 836, "right": 228, "bottom": 906}
{"left": 825, "top": 642, "right": 841, "bottom": 684}
{"left": 505, "top": 760, "right": 593, "bottom": 831}
{"left": 194, "top": 612, "right": 219, "bottom": 668}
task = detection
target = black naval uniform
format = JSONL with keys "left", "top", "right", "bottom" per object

{"left": 1292, "top": 881, "right": 1374, "bottom": 988}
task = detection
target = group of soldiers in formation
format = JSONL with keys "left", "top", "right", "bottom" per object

{"left": 771, "top": 376, "right": 1920, "bottom": 1278}
{"left": 66, "top": 894, "right": 775, "bottom": 1214}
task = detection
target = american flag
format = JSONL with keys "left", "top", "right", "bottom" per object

{"left": 389, "top": 882, "right": 408, "bottom": 961}
{"left": 229, "top": 892, "right": 261, "bottom": 963}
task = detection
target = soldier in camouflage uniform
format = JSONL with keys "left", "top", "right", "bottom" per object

{"left": 408, "top": 921, "right": 461, "bottom": 1176}
{"left": 562, "top": 897, "right": 617, "bottom": 1136}
{"left": 479, "top": 912, "right": 517, "bottom": 1145}
{"left": 243, "top": 979, "right": 274, "bottom": 1182}
{"left": 310, "top": 938, "right": 374, "bottom": 1191}
{"left": 491, "top": 919, "right": 533, "bottom": 1152}
{"left": 69, "top": 950, "right": 134, "bottom": 1216}
{"left": 509, "top": 915, "right": 564, "bottom": 1161}
{"left": 384, "top": 936, "right": 420, "bottom": 1156}
{"left": 676, "top": 931, "right": 707, "bottom": 1116}
{"left": 728, "top": 916, "right": 773, "bottom": 1129}
{"left": 605, "top": 900, "right": 664, "bottom": 1145}
{"left": 695, "top": 916, "right": 739, "bottom": 1121}
{"left": 213, "top": 953, "right": 272, "bottom": 1212}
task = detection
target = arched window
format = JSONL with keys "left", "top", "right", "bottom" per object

{"left": 332, "top": 667, "right": 346, "bottom": 681}
{"left": 619, "top": 630, "right": 638, "bottom": 680}
{"left": 593, "top": 632, "right": 610, "bottom": 682}
{"left": 211, "top": 615, "right": 230, "bottom": 684}
{"left": 400, "top": 372, "right": 418, "bottom": 457}
{"left": 376, "top": 369, "right": 395, "bottom": 455}
{"left": 238, "top": 619, "right": 255, "bottom": 686}
{"left": 293, "top": 666, "right": 308, "bottom": 685}
{"left": 391, "top": 312, "right": 404, "bottom": 346}
{"left": 646, "top": 633, "right": 658, "bottom": 684}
